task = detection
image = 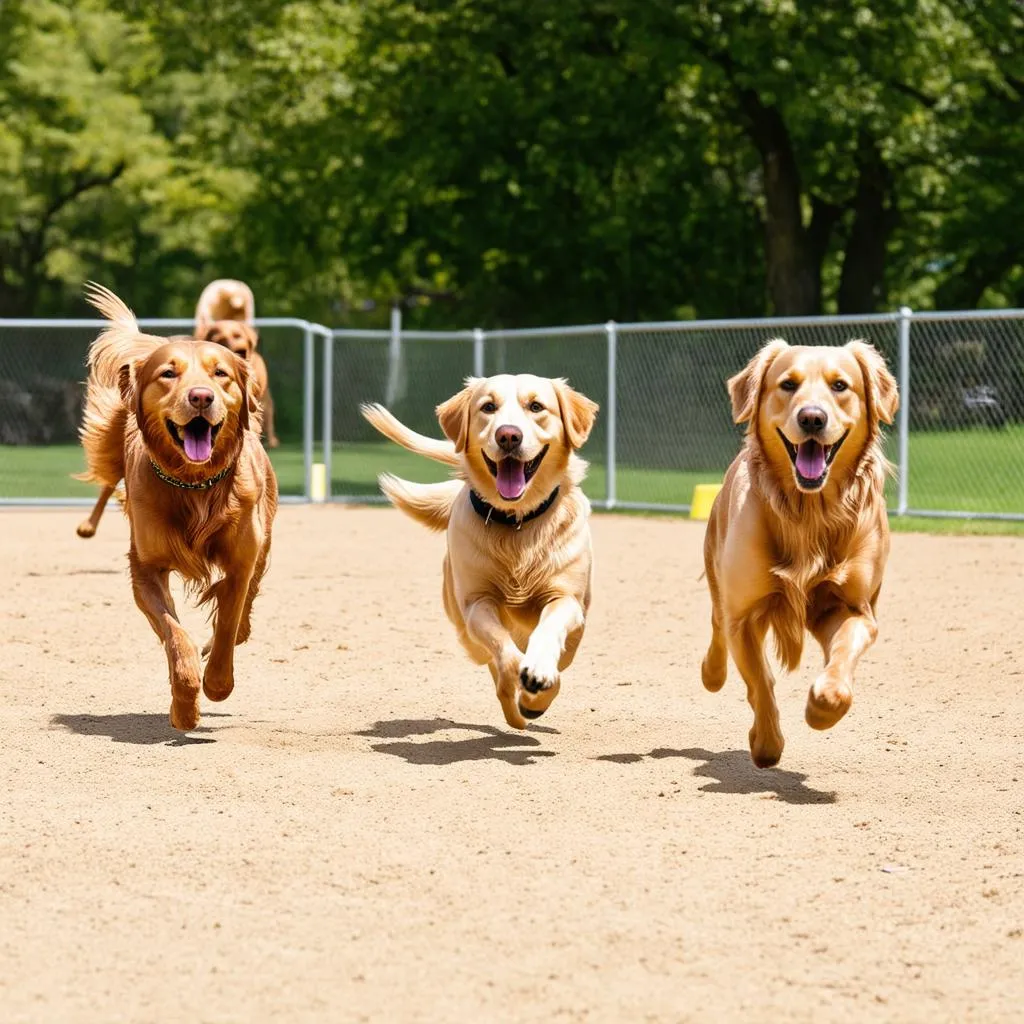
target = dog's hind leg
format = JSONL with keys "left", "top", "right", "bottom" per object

{"left": 76, "top": 484, "right": 115, "bottom": 538}
{"left": 701, "top": 559, "right": 728, "bottom": 693}
{"left": 262, "top": 389, "right": 280, "bottom": 449}
{"left": 728, "top": 614, "right": 785, "bottom": 768}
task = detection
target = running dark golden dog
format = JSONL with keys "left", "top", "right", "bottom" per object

{"left": 77, "top": 285, "right": 277, "bottom": 730}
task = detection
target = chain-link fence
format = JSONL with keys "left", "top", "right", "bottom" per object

{"left": 3, "top": 308, "right": 1024, "bottom": 520}
{"left": 0, "top": 317, "right": 326, "bottom": 504}
{"left": 902, "top": 310, "right": 1024, "bottom": 519}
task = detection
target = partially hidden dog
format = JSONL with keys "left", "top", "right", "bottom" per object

{"left": 77, "top": 284, "right": 277, "bottom": 730}
{"left": 362, "top": 375, "right": 599, "bottom": 729}
{"left": 196, "top": 320, "right": 280, "bottom": 449}
{"left": 194, "top": 278, "right": 255, "bottom": 333}
{"left": 702, "top": 339, "right": 898, "bottom": 767}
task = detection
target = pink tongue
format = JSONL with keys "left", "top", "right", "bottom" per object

{"left": 796, "top": 440, "right": 826, "bottom": 480}
{"left": 496, "top": 458, "right": 526, "bottom": 500}
{"left": 184, "top": 421, "right": 213, "bottom": 462}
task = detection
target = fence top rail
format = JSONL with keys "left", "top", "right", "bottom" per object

{"left": 0, "top": 316, "right": 325, "bottom": 331}
{"left": 3, "top": 306, "right": 1022, "bottom": 337}
{"left": 400, "top": 329, "right": 477, "bottom": 341}
{"left": 484, "top": 324, "right": 608, "bottom": 340}
{"left": 904, "top": 308, "right": 1024, "bottom": 323}
{"left": 330, "top": 328, "right": 476, "bottom": 340}
{"left": 616, "top": 312, "right": 902, "bottom": 334}
{"left": 330, "top": 328, "right": 392, "bottom": 340}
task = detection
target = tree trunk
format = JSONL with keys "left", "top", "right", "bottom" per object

{"left": 739, "top": 89, "right": 823, "bottom": 316}
{"left": 837, "top": 134, "right": 896, "bottom": 313}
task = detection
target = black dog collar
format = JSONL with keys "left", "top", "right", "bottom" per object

{"left": 150, "top": 459, "right": 232, "bottom": 490}
{"left": 469, "top": 486, "right": 560, "bottom": 529}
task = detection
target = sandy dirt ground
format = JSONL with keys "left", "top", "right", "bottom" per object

{"left": 1, "top": 505, "right": 1022, "bottom": 1022}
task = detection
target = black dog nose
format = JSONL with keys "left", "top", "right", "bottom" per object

{"left": 495, "top": 425, "right": 523, "bottom": 452}
{"left": 797, "top": 405, "right": 828, "bottom": 434}
{"left": 188, "top": 387, "right": 214, "bottom": 410}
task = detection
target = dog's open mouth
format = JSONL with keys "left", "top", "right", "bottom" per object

{"left": 167, "top": 417, "right": 222, "bottom": 463}
{"left": 483, "top": 446, "right": 549, "bottom": 501}
{"left": 777, "top": 430, "right": 848, "bottom": 491}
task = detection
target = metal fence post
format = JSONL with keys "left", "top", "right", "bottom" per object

{"left": 385, "top": 302, "right": 403, "bottom": 405}
{"left": 897, "top": 306, "right": 912, "bottom": 516}
{"left": 322, "top": 328, "right": 333, "bottom": 501}
{"left": 605, "top": 320, "right": 617, "bottom": 509}
{"left": 303, "top": 325, "right": 315, "bottom": 502}
{"left": 473, "top": 327, "right": 485, "bottom": 377}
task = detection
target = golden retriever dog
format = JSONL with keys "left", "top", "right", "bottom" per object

{"left": 362, "top": 375, "right": 599, "bottom": 728}
{"left": 197, "top": 320, "right": 280, "bottom": 448}
{"left": 194, "top": 278, "right": 255, "bottom": 333}
{"left": 702, "top": 339, "right": 898, "bottom": 767}
{"left": 77, "top": 284, "right": 277, "bottom": 731}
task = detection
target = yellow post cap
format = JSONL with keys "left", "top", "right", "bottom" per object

{"left": 690, "top": 483, "right": 722, "bottom": 521}
{"left": 311, "top": 462, "right": 327, "bottom": 503}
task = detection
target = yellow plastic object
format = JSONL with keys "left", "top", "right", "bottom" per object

{"left": 311, "top": 462, "right": 327, "bottom": 503}
{"left": 689, "top": 483, "right": 722, "bottom": 521}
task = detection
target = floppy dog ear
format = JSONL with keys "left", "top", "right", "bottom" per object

{"left": 846, "top": 340, "right": 899, "bottom": 426}
{"left": 554, "top": 379, "right": 599, "bottom": 449}
{"left": 117, "top": 358, "right": 146, "bottom": 409}
{"left": 727, "top": 338, "right": 790, "bottom": 424}
{"left": 194, "top": 320, "right": 214, "bottom": 342}
{"left": 231, "top": 353, "right": 260, "bottom": 433}
{"left": 436, "top": 381, "right": 477, "bottom": 453}
{"left": 117, "top": 357, "right": 149, "bottom": 424}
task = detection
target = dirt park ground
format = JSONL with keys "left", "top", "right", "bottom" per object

{"left": 1, "top": 504, "right": 1022, "bottom": 1022}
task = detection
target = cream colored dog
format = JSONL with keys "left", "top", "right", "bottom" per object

{"left": 362, "top": 375, "right": 599, "bottom": 729}
{"left": 194, "top": 279, "right": 255, "bottom": 334}
{"left": 703, "top": 339, "right": 898, "bottom": 767}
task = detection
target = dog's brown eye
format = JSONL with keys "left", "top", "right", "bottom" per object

{"left": 214, "top": 368, "right": 229, "bottom": 378}
{"left": 481, "top": 401, "right": 497, "bottom": 413}
{"left": 160, "top": 368, "right": 176, "bottom": 380}
{"left": 831, "top": 379, "right": 848, "bottom": 392}
{"left": 529, "top": 401, "right": 545, "bottom": 414}
{"left": 780, "top": 379, "right": 798, "bottom": 392}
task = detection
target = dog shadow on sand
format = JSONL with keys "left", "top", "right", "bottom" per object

{"left": 595, "top": 747, "right": 836, "bottom": 805}
{"left": 356, "top": 718, "right": 558, "bottom": 767}
{"left": 50, "top": 711, "right": 232, "bottom": 747}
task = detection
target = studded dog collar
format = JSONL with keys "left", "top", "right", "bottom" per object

{"left": 149, "top": 459, "right": 232, "bottom": 490}
{"left": 469, "top": 486, "right": 560, "bottom": 529}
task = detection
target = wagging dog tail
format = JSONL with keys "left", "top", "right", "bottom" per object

{"left": 83, "top": 282, "right": 165, "bottom": 387}
{"left": 378, "top": 475, "right": 462, "bottom": 532}
{"left": 360, "top": 402, "right": 460, "bottom": 468}
{"left": 84, "top": 282, "right": 137, "bottom": 331}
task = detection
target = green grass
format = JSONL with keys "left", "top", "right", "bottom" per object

{"left": 3, "top": 429, "right": 1024, "bottom": 536}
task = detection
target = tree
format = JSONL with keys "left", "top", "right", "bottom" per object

{"left": 0, "top": 0, "right": 253, "bottom": 315}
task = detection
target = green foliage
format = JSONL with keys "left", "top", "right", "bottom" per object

{"left": 0, "top": 0, "right": 1021, "bottom": 322}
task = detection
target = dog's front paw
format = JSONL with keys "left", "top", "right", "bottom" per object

{"left": 169, "top": 696, "right": 200, "bottom": 732}
{"left": 806, "top": 673, "right": 853, "bottom": 730}
{"left": 76, "top": 521, "right": 96, "bottom": 539}
{"left": 518, "top": 679, "right": 560, "bottom": 720}
{"left": 748, "top": 723, "right": 785, "bottom": 769}
{"left": 519, "top": 653, "right": 559, "bottom": 694}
